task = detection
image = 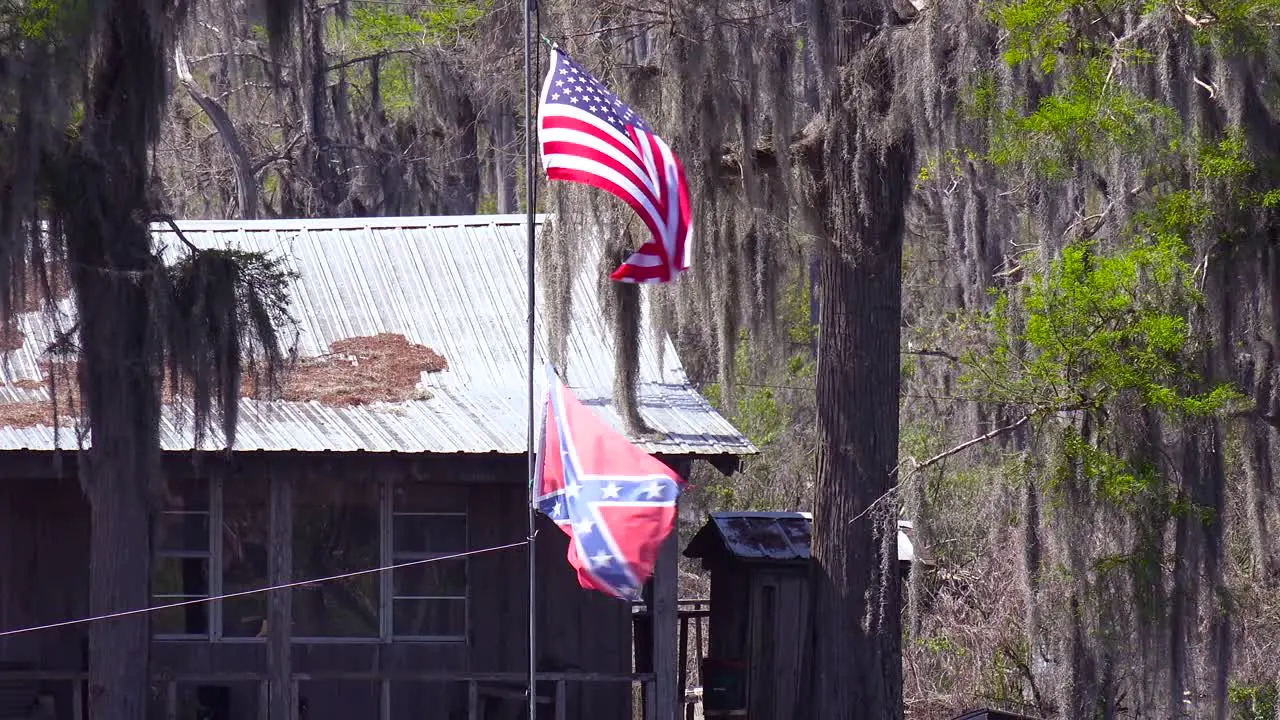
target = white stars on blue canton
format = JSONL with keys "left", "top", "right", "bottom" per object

{"left": 535, "top": 471, "right": 679, "bottom": 600}
{"left": 545, "top": 52, "right": 651, "bottom": 134}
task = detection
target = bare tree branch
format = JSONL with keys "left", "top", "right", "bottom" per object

{"left": 851, "top": 414, "right": 1032, "bottom": 524}
{"left": 174, "top": 39, "right": 261, "bottom": 220}
{"left": 905, "top": 348, "right": 960, "bottom": 362}
{"left": 324, "top": 49, "right": 422, "bottom": 74}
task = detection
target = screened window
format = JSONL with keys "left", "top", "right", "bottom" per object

{"left": 150, "top": 474, "right": 470, "bottom": 643}
{"left": 390, "top": 482, "right": 468, "bottom": 640}
{"left": 152, "top": 477, "right": 211, "bottom": 637}
{"left": 292, "top": 479, "right": 381, "bottom": 638}
{"left": 220, "top": 476, "right": 270, "bottom": 638}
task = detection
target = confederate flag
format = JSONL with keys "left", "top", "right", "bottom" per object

{"left": 532, "top": 366, "right": 682, "bottom": 600}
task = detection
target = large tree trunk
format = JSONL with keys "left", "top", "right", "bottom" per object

{"left": 60, "top": 1, "right": 170, "bottom": 716}
{"left": 72, "top": 165, "right": 162, "bottom": 719}
{"left": 806, "top": 2, "right": 913, "bottom": 718}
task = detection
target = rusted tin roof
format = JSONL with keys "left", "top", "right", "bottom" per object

{"left": 684, "top": 511, "right": 915, "bottom": 564}
{"left": 0, "top": 215, "right": 755, "bottom": 457}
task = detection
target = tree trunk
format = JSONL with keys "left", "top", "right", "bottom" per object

{"left": 70, "top": 190, "right": 161, "bottom": 719}
{"left": 808, "top": 201, "right": 908, "bottom": 718}
{"left": 60, "top": 1, "right": 169, "bottom": 716}
{"left": 806, "top": 2, "right": 913, "bottom": 718}
{"left": 491, "top": 105, "right": 518, "bottom": 214}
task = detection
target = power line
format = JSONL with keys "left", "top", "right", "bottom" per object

{"left": 725, "top": 381, "right": 989, "bottom": 403}
{"left": 0, "top": 540, "right": 528, "bottom": 638}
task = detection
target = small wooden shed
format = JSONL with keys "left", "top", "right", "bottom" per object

{"left": 682, "top": 511, "right": 916, "bottom": 719}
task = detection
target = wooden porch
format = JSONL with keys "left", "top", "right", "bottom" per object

{"left": 0, "top": 669, "right": 654, "bottom": 720}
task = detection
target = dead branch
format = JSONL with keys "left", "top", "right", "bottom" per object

{"left": 905, "top": 348, "right": 961, "bottom": 362}
{"left": 914, "top": 414, "right": 1031, "bottom": 473}
{"left": 324, "top": 49, "right": 422, "bottom": 74}
{"left": 174, "top": 39, "right": 261, "bottom": 220}
{"left": 850, "top": 414, "right": 1032, "bottom": 524}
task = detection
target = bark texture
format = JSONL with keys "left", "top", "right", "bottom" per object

{"left": 806, "top": 1, "right": 914, "bottom": 717}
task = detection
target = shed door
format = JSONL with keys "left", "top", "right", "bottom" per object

{"left": 747, "top": 574, "right": 808, "bottom": 720}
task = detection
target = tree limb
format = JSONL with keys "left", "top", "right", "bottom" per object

{"left": 174, "top": 39, "right": 261, "bottom": 220}
{"left": 905, "top": 348, "right": 960, "bottom": 362}
{"left": 850, "top": 414, "right": 1032, "bottom": 524}
{"left": 915, "top": 414, "right": 1031, "bottom": 472}
{"left": 252, "top": 133, "right": 305, "bottom": 175}
{"left": 324, "top": 49, "right": 421, "bottom": 74}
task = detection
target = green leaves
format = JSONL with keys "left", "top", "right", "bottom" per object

{"left": 967, "top": 233, "right": 1228, "bottom": 416}
{"left": 325, "top": 1, "right": 489, "bottom": 118}
{"left": 988, "top": 57, "right": 1177, "bottom": 179}
{"left": 1, "top": 0, "right": 91, "bottom": 43}
{"left": 341, "top": 1, "right": 488, "bottom": 52}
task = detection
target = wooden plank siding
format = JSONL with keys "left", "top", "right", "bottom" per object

{"left": 0, "top": 453, "right": 636, "bottom": 720}
{"left": 535, "top": 515, "right": 632, "bottom": 720}
{"left": 745, "top": 572, "right": 808, "bottom": 720}
{"left": 0, "top": 475, "right": 90, "bottom": 720}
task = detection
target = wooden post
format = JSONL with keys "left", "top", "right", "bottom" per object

{"left": 651, "top": 531, "right": 679, "bottom": 720}
{"left": 165, "top": 680, "right": 177, "bottom": 720}
{"left": 555, "top": 679, "right": 567, "bottom": 720}
{"left": 268, "top": 472, "right": 294, "bottom": 720}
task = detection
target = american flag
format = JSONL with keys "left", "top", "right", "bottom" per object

{"left": 533, "top": 366, "right": 682, "bottom": 600}
{"left": 537, "top": 47, "right": 692, "bottom": 284}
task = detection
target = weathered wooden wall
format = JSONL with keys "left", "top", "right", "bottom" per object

{"left": 703, "top": 565, "right": 810, "bottom": 720}
{"left": 745, "top": 571, "right": 808, "bottom": 720}
{"left": 0, "top": 475, "right": 89, "bottom": 673}
{"left": 0, "top": 453, "right": 634, "bottom": 720}
{"left": 0, "top": 472, "right": 89, "bottom": 720}
{"left": 535, "top": 514, "right": 633, "bottom": 720}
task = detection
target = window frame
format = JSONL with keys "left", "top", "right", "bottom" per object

{"left": 385, "top": 490, "right": 469, "bottom": 642}
{"left": 152, "top": 474, "right": 470, "bottom": 645}
{"left": 151, "top": 480, "right": 216, "bottom": 641}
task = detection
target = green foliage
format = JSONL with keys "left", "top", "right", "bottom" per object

{"left": 329, "top": 2, "right": 489, "bottom": 118}
{"left": 989, "top": 0, "right": 1080, "bottom": 72}
{"left": 0, "top": 0, "right": 90, "bottom": 42}
{"left": 703, "top": 331, "right": 791, "bottom": 449}
{"left": 988, "top": 56, "right": 1177, "bottom": 179}
{"left": 1174, "top": 0, "right": 1280, "bottom": 53}
{"left": 700, "top": 269, "right": 816, "bottom": 510}
{"left": 1228, "top": 682, "right": 1279, "bottom": 720}
{"left": 963, "top": 230, "right": 1240, "bottom": 417}
{"left": 915, "top": 633, "right": 968, "bottom": 657}
{"left": 347, "top": 1, "right": 486, "bottom": 49}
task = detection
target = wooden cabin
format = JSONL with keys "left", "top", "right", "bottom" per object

{"left": 0, "top": 215, "right": 755, "bottom": 720}
{"left": 682, "top": 512, "right": 915, "bottom": 720}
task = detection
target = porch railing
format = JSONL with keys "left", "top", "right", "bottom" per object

{"left": 0, "top": 669, "right": 655, "bottom": 720}
{"left": 632, "top": 598, "right": 710, "bottom": 720}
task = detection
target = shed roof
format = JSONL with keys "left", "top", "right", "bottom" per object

{"left": 0, "top": 215, "right": 755, "bottom": 457}
{"left": 683, "top": 511, "right": 916, "bottom": 565}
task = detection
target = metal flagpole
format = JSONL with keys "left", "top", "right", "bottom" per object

{"left": 523, "top": 1, "right": 539, "bottom": 719}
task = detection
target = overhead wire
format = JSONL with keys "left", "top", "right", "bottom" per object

{"left": 0, "top": 540, "right": 528, "bottom": 638}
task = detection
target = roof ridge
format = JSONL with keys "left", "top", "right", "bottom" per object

{"left": 150, "top": 214, "right": 549, "bottom": 232}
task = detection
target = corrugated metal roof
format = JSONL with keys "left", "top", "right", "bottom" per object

{"left": 0, "top": 215, "right": 756, "bottom": 457}
{"left": 684, "top": 511, "right": 914, "bottom": 563}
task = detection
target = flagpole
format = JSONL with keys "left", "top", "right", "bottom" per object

{"left": 523, "top": 1, "right": 539, "bottom": 719}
